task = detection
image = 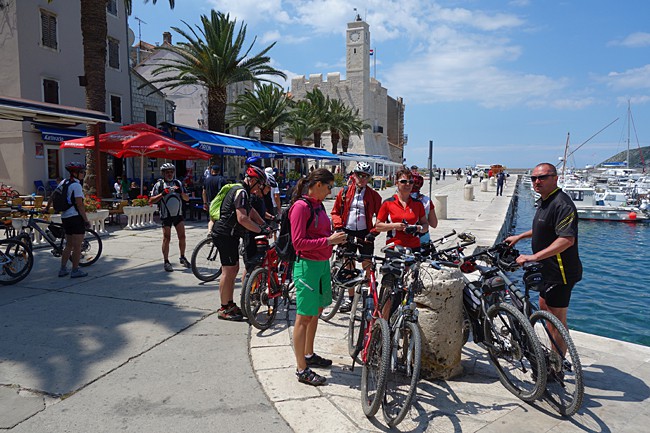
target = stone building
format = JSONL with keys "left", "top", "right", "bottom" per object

{"left": 289, "top": 16, "right": 407, "bottom": 165}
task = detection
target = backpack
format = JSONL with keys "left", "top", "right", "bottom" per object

{"left": 209, "top": 183, "right": 243, "bottom": 221}
{"left": 276, "top": 198, "right": 324, "bottom": 262}
{"left": 52, "top": 180, "right": 74, "bottom": 212}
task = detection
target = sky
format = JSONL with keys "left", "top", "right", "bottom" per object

{"left": 130, "top": 0, "right": 650, "bottom": 170}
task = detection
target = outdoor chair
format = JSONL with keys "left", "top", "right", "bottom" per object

{"left": 108, "top": 200, "right": 128, "bottom": 225}
{"left": 34, "top": 180, "right": 47, "bottom": 195}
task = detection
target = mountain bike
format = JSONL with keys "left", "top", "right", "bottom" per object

{"left": 437, "top": 245, "right": 547, "bottom": 403}
{"left": 487, "top": 245, "right": 584, "bottom": 416}
{"left": 0, "top": 183, "right": 20, "bottom": 199}
{"left": 0, "top": 238, "right": 33, "bottom": 285}
{"left": 241, "top": 233, "right": 295, "bottom": 330}
{"left": 190, "top": 235, "right": 222, "bottom": 282}
{"left": 12, "top": 207, "right": 102, "bottom": 266}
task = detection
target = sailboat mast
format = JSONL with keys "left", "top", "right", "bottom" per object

{"left": 627, "top": 100, "right": 631, "bottom": 169}
{"left": 562, "top": 132, "right": 570, "bottom": 180}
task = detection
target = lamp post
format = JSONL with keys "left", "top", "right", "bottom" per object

{"left": 428, "top": 140, "right": 433, "bottom": 198}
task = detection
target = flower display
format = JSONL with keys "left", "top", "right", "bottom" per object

{"left": 131, "top": 195, "right": 150, "bottom": 207}
{"left": 84, "top": 195, "right": 101, "bottom": 213}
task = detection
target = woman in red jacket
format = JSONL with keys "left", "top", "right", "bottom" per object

{"left": 330, "top": 161, "right": 382, "bottom": 312}
{"left": 290, "top": 168, "right": 347, "bottom": 386}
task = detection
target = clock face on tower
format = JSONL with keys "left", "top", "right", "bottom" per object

{"left": 349, "top": 30, "right": 361, "bottom": 42}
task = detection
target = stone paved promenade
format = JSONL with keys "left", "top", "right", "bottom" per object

{"left": 1, "top": 175, "right": 649, "bottom": 432}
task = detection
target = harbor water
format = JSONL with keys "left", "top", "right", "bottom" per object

{"left": 513, "top": 182, "right": 650, "bottom": 347}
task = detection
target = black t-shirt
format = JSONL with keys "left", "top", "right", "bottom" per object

{"left": 212, "top": 183, "right": 251, "bottom": 237}
{"left": 203, "top": 175, "right": 224, "bottom": 205}
{"left": 531, "top": 188, "right": 582, "bottom": 284}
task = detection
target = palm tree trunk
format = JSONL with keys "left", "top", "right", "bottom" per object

{"left": 207, "top": 87, "right": 228, "bottom": 133}
{"left": 342, "top": 137, "right": 350, "bottom": 153}
{"left": 331, "top": 130, "right": 340, "bottom": 155}
{"left": 80, "top": 0, "right": 108, "bottom": 196}
{"left": 313, "top": 130, "right": 322, "bottom": 148}
{"left": 260, "top": 129, "right": 274, "bottom": 142}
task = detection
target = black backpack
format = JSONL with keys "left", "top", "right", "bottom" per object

{"left": 276, "top": 198, "right": 324, "bottom": 262}
{"left": 51, "top": 180, "right": 74, "bottom": 212}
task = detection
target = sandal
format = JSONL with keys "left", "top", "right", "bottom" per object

{"left": 296, "top": 368, "right": 327, "bottom": 386}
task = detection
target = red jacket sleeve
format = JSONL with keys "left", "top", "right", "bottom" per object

{"left": 330, "top": 188, "right": 345, "bottom": 229}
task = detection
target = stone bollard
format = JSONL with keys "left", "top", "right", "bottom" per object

{"left": 433, "top": 194, "right": 448, "bottom": 220}
{"left": 463, "top": 184, "right": 474, "bottom": 201}
{"left": 415, "top": 266, "right": 466, "bottom": 380}
{"left": 490, "top": 176, "right": 496, "bottom": 187}
{"left": 480, "top": 179, "right": 489, "bottom": 192}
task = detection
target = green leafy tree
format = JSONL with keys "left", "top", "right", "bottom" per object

{"left": 146, "top": 10, "right": 286, "bottom": 133}
{"left": 227, "top": 83, "right": 292, "bottom": 142}
{"left": 341, "top": 108, "right": 369, "bottom": 153}
{"left": 303, "top": 88, "right": 330, "bottom": 148}
{"left": 283, "top": 100, "right": 316, "bottom": 146}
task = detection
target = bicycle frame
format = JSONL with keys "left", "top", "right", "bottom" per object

{"left": 18, "top": 212, "right": 64, "bottom": 251}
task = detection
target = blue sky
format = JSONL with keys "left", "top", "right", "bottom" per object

{"left": 130, "top": 0, "right": 650, "bottom": 169}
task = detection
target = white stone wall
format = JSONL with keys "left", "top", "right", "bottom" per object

{"left": 130, "top": 71, "right": 172, "bottom": 125}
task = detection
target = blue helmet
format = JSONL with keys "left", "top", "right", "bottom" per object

{"left": 245, "top": 156, "right": 263, "bottom": 168}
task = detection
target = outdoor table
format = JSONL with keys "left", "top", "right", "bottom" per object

{"left": 187, "top": 197, "right": 204, "bottom": 221}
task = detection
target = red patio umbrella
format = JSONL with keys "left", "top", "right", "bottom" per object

{"left": 60, "top": 124, "right": 210, "bottom": 193}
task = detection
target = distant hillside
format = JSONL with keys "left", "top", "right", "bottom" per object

{"left": 600, "top": 146, "right": 650, "bottom": 168}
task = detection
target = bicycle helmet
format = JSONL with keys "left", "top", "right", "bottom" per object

{"left": 245, "top": 165, "right": 267, "bottom": 183}
{"left": 497, "top": 246, "right": 520, "bottom": 272}
{"left": 245, "top": 156, "right": 263, "bottom": 168}
{"left": 412, "top": 173, "right": 424, "bottom": 192}
{"left": 353, "top": 161, "right": 373, "bottom": 176}
{"left": 65, "top": 162, "right": 86, "bottom": 173}
{"left": 160, "top": 163, "right": 175, "bottom": 172}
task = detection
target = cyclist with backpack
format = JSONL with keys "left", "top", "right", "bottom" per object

{"left": 330, "top": 161, "right": 382, "bottom": 313}
{"left": 290, "top": 168, "right": 347, "bottom": 386}
{"left": 56, "top": 162, "right": 91, "bottom": 278}
{"left": 149, "top": 163, "right": 190, "bottom": 272}
{"left": 212, "top": 165, "right": 270, "bottom": 321}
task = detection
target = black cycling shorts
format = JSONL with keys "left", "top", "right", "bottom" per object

{"left": 540, "top": 281, "right": 575, "bottom": 308}
{"left": 343, "top": 229, "right": 374, "bottom": 256}
{"left": 161, "top": 215, "right": 184, "bottom": 228}
{"left": 213, "top": 234, "right": 240, "bottom": 267}
{"left": 61, "top": 215, "right": 85, "bottom": 235}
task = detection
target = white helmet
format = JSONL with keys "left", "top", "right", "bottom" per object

{"left": 354, "top": 161, "right": 373, "bottom": 176}
{"left": 160, "top": 163, "right": 175, "bottom": 172}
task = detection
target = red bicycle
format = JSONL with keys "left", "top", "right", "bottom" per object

{"left": 242, "top": 234, "right": 294, "bottom": 330}
{"left": 0, "top": 183, "right": 20, "bottom": 199}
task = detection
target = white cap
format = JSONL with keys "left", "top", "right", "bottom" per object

{"left": 264, "top": 167, "right": 274, "bottom": 176}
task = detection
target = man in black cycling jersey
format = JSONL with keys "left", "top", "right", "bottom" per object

{"left": 506, "top": 162, "right": 582, "bottom": 352}
{"left": 150, "top": 163, "right": 190, "bottom": 272}
{"left": 212, "top": 165, "right": 270, "bottom": 321}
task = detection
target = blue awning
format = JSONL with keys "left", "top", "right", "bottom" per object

{"left": 35, "top": 124, "right": 87, "bottom": 142}
{"left": 300, "top": 146, "right": 339, "bottom": 161}
{"left": 262, "top": 142, "right": 339, "bottom": 160}
{"left": 241, "top": 140, "right": 275, "bottom": 158}
{"left": 173, "top": 126, "right": 247, "bottom": 157}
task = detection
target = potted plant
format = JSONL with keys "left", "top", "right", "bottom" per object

{"left": 131, "top": 195, "right": 150, "bottom": 207}
{"left": 84, "top": 195, "right": 102, "bottom": 213}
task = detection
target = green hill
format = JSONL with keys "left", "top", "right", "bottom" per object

{"left": 600, "top": 145, "right": 650, "bottom": 168}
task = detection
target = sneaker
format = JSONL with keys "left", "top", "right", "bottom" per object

{"left": 339, "top": 299, "right": 352, "bottom": 313}
{"left": 70, "top": 269, "right": 88, "bottom": 278}
{"left": 58, "top": 268, "right": 69, "bottom": 277}
{"left": 305, "top": 353, "right": 332, "bottom": 368}
{"left": 296, "top": 368, "right": 327, "bottom": 386}
{"left": 217, "top": 304, "right": 244, "bottom": 321}
{"left": 179, "top": 256, "right": 191, "bottom": 268}
{"left": 164, "top": 262, "right": 173, "bottom": 272}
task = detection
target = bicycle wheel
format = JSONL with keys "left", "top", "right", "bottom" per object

{"left": 530, "top": 310, "right": 584, "bottom": 416}
{"left": 78, "top": 229, "right": 102, "bottom": 266}
{"left": 244, "top": 267, "right": 279, "bottom": 330}
{"left": 191, "top": 237, "right": 222, "bottom": 282}
{"left": 484, "top": 302, "right": 546, "bottom": 402}
{"left": 15, "top": 232, "right": 33, "bottom": 251}
{"left": 0, "top": 239, "right": 33, "bottom": 285}
{"left": 361, "top": 318, "right": 390, "bottom": 417}
{"left": 382, "top": 320, "right": 422, "bottom": 427}
{"left": 348, "top": 287, "right": 366, "bottom": 362}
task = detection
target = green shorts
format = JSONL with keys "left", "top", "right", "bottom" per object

{"left": 293, "top": 258, "right": 332, "bottom": 316}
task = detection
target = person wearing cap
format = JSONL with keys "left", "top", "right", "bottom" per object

{"left": 264, "top": 167, "right": 281, "bottom": 215}
{"left": 330, "top": 161, "right": 382, "bottom": 313}
{"left": 202, "top": 165, "right": 225, "bottom": 232}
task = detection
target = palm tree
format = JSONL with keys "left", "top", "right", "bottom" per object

{"left": 50, "top": 0, "right": 175, "bottom": 195}
{"left": 146, "top": 10, "right": 286, "bottom": 133}
{"left": 303, "top": 88, "right": 330, "bottom": 148}
{"left": 227, "top": 83, "right": 292, "bottom": 142}
{"left": 327, "top": 99, "right": 350, "bottom": 156}
{"left": 283, "top": 100, "right": 315, "bottom": 146}
{"left": 341, "top": 109, "right": 369, "bottom": 153}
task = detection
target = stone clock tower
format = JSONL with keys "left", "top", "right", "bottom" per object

{"left": 346, "top": 16, "right": 370, "bottom": 121}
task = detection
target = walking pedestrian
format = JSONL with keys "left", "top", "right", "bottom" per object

{"left": 496, "top": 171, "right": 506, "bottom": 196}
{"left": 149, "top": 163, "right": 191, "bottom": 272}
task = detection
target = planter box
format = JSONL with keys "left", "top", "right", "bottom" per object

{"left": 122, "top": 206, "right": 156, "bottom": 230}
{"left": 51, "top": 209, "right": 109, "bottom": 235}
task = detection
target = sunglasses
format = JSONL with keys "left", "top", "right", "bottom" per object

{"left": 398, "top": 179, "right": 415, "bottom": 185}
{"left": 326, "top": 184, "right": 333, "bottom": 190}
{"left": 356, "top": 173, "right": 370, "bottom": 179}
{"left": 530, "top": 174, "right": 555, "bottom": 182}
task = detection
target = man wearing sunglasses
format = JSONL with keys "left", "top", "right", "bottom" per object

{"left": 506, "top": 163, "right": 582, "bottom": 351}
{"left": 331, "top": 162, "right": 382, "bottom": 312}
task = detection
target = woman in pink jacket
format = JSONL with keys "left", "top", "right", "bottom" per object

{"left": 289, "top": 168, "right": 347, "bottom": 386}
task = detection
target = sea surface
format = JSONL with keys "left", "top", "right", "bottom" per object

{"left": 512, "top": 183, "right": 650, "bottom": 347}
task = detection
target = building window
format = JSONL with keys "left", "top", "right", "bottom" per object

{"left": 43, "top": 79, "right": 59, "bottom": 104}
{"left": 40, "top": 10, "right": 57, "bottom": 50}
{"left": 47, "top": 147, "right": 60, "bottom": 180}
{"left": 110, "top": 95, "right": 122, "bottom": 123}
{"left": 106, "top": 0, "right": 118, "bottom": 16}
{"left": 145, "top": 110, "right": 157, "bottom": 127}
{"left": 108, "top": 37, "right": 120, "bottom": 69}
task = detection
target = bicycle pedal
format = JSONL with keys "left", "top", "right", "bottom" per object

{"left": 51, "top": 250, "right": 61, "bottom": 257}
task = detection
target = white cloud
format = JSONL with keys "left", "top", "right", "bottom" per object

{"left": 207, "top": 0, "right": 291, "bottom": 25}
{"left": 606, "top": 65, "right": 650, "bottom": 90}
{"left": 608, "top": 32, "right": 650, "bottom": 48}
